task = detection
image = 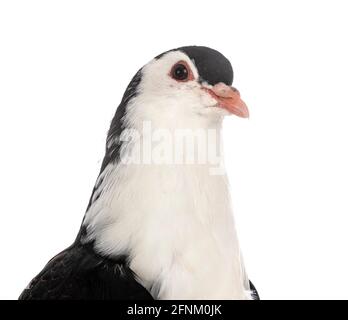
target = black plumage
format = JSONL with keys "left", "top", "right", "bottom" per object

{"left": 157, "top": 46, "right": 234, "bottom": 86}
{"left": 179, "top": 46, "right": 234, "bottom": 85}
{"left": 19, "top": 240, "right": 152, "bottom": 300}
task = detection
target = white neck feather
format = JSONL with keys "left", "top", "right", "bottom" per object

{"left": 83, "top": 99, "right": 251, "bottom": 299}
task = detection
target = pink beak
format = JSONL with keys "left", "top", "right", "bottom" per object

{"left": 205, "top": 82, "right": 249, "bottom": 118}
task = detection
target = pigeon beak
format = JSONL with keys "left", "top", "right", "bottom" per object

{"left": 204, "top": 82, "right": 249, "bottom": 118}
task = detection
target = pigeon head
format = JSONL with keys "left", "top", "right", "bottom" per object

{"left": 134, "top": 46, "right": 249, "bottom": 121}
{"left": 117, "top": 46, "right": 248, "bottom": 125}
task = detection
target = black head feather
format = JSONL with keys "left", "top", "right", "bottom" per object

{"left": 178, "top": 46, "right": 233, "bottom": 86}
{"left": 156, "top": 45, "right": 234, "bottom": 86}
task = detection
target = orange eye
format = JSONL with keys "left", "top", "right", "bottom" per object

{"left": 170, "top": 61, "right": 194, "bottom": 82}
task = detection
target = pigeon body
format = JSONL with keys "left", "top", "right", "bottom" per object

{"left": 20, "top": 46, "right": 259, "bottom": 300}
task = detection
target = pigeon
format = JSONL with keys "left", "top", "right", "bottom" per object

{"left": 19, "top": 46, "right": 259, "bottom": 300}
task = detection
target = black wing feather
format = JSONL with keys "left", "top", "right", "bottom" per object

{"left": 249, "top": 280, "right": 260, "bottom": 300}
{"left": 19, "top": 243, "right": 153, "bottom": 300}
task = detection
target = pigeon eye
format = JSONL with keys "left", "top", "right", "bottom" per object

{"left": 172, "top": 64, "right": 188, "bottom": 80}
{"left": 170, "top": 61, "right": 193, "bottom": 82}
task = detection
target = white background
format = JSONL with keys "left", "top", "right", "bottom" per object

{"left": 1, "top": 0, "right": 347, "bottom": 300}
